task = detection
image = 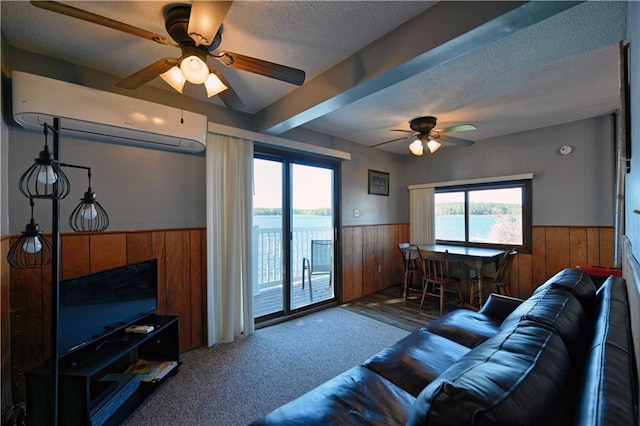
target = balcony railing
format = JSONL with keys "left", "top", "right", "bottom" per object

{"left": 252, "top": 225, "right": 333, "bottom": 295}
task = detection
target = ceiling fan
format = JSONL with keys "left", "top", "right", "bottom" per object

{"left": 31, "top": 1, "right": 306, "bottom": 111}
{"left": 372, "top": 116, "right": 476, "bottom": 156}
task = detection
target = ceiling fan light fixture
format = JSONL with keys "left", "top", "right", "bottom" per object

{"left": 187, "top": 1, "right": 230, "bottom": 47}
{"left": 409, "top": 139, "right": 424, "bottom": 156}
{"left": 160, "top": 66, "right": 186, "bottom": 93}
{"left": 426, "top": 139, "right": 442, "bottom": 154}
{"left": 204, "top": 73, "right": 228, "bottom": 98}
{"left": 180, "top": 55, "right": 210, "bottom": 84}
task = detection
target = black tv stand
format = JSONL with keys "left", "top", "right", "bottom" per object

{"left": 26, "top": 314, "right": 180, "bottom": 426}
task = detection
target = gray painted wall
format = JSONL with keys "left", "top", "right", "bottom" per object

{"left": 402, "top": 115, "right": 615, "bottom": 227}
{"left": 7, "top": 129, "right": 206, "bottom": 233}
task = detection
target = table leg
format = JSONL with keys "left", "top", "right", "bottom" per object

{"left": 402, "top": 259, "right": 409, "bottom": 300}
{"left": 469, "top": 260, "right": 484, "bottom": 309}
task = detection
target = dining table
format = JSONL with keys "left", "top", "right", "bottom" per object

{"left": 411, "top": 244, "right": 507, "bottom": 309}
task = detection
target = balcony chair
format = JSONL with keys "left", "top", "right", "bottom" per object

{"left": 302, "top": 240, "right": 333, "bottom": 301}
{"left": 398, "top": 242, "right": 422, "bottom": 299}
{"left": 418, "top": 248, "right": 464, "bottom": 316}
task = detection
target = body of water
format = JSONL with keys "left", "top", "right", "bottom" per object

{"left": 436, "top": 215, "right": 521, "bottom": 243}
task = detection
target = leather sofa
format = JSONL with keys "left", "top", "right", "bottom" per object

{"left": 250, "top": 268, "right": 638, "bottom": 425}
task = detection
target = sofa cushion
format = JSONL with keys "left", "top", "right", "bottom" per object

{"left": 363, "top": 329, "right": 470, "bottom": 396}
{"left": 407, "top": 320, "right": 570, "bottom": 426}
{"left": 424, "top": 309, "right": 503, "bottom": 348}
{"left": 535, "top": 267, "right": 596, "bottom": 311}
{"left": 500, "top": 285, "right": 588, "bottom": 348}
{"left": 250, "top": 366, "right": 415, "bottom": 426}
{"left": 572, "top": 276, "right": 638, "bottom": 426}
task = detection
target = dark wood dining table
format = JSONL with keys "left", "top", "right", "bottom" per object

{"left": 413, "top": 244, "right": 506, "bottom": 309}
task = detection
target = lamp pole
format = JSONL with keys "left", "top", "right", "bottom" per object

{"left": 51, "top": 117, "right": 60, "bottom": 426}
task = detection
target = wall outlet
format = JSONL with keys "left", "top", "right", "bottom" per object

{"left": 377, "top": 264, "right": 382, "bottom": 272}
{"left": 353, "top": 209, "right": 360, "bottom": 217}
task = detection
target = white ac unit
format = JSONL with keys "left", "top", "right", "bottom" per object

{"left": 11, "top": 71, "right": 207, "bottom": 154}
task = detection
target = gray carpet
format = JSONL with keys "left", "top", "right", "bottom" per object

{"left": 122, "top": 307, "right": 409, "bottom": 425}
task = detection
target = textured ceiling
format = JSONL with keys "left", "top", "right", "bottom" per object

{"left": 0, "top": 1, "right": 628, "bottom": 155}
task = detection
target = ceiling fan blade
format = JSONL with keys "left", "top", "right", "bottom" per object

{"left": 371, "top": 135, "right": 414, "bottom": 148}
{"left": 31, "top": 1, "right": 176, "bottom": 46}
{"left": 390, "top": 129, "right": 414, "bottom": 133}
{"left": 208, "top": 66, "right": 244, "bottom": 111}
{"left": 188, "top": 1, "right": 233, "bottom": 46}
{"left": 438, "top": 134, "right": 475, "bottom": 147}
{"left": 116, "top": 58, "right": 179, "bottom": 89}
{"left": 214, "top": 52, "right": 305, "bottom": 86}
{"left": 436, "top": 124, "right": 477, "bottom": 133}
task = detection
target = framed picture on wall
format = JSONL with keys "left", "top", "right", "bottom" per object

{"left": 368, "top": 170, "right": 389, "bottom": 196}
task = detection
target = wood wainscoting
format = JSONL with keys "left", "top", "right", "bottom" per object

{"left": 341, "top": 225, "right": 615, "bottom": 302}
{"left": 6, "top": 228, "right": 206, "bottom": 401}
{"left": 4, "top": 224, "right": 614, "bottom": 403}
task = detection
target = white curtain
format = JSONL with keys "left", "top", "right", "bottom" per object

{"left": 206, "top": 133, "right": 254, "bottom": 345}
{"left": 409, "top": 187, "right": 435, "bottom": 245}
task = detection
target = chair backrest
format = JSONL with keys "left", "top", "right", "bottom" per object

{"left": 494, "top": 249, "right": 517, "bottom": 283}
{"left": 398, "top": 242, "right": 418, "bottom": 261}
{"left": 311, "top": 240, "right": 333, "bottom": 272}
{"left": 418, "top": 248, "right": 451, "bottom": 283}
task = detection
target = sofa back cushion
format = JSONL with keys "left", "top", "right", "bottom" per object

{"left": 499, "top": 285, "right": 588, "bottom": 348}
{"left": 535, "top": 268, "right": 596, "bottom": 310}
{"left": 407, "top": 320, "right": 570, "bottom": 426}
{"left": 572, "top": 276, "right": 638, "bottom": 426}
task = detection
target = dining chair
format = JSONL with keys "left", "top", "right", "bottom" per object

{"left": 470, "top": 249, "right": 517, "bottom": 305}
{"left": 418, "top": 248, "right": 464, "bottom": 316}
{"left": 397, "top": 242, "right": 422, "bottom": 299}
{"left": 302, "top": 240, "right": 333, "bottom": 301}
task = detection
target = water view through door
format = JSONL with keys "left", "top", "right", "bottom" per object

{"left": 252, "top": 156, "right": 336, "bottom": 321}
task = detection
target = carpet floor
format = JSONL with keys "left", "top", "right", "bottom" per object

{"left": 122, "top": 307, "right": 409, "bottom": 426}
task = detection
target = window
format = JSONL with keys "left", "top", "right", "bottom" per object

{"left": 435, "top": 180, "right": 532, "bottom": 252}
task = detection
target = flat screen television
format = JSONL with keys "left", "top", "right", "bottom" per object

{"left": 58, "top": 259, "right": 158, "bottom": 357}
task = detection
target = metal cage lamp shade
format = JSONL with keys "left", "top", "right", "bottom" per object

{"left": 68, "top": 170, "right": 109, "bottom": 232}
{"left": 69, "top": 189, "right": 109, "bottom": 232}
{"left": 19, "top": 125, "right": 70, "bottom": 200}
{"left": 7, "top": 200, "right": 53, "bottom": 269}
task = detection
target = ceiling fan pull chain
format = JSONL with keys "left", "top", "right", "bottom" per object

{"left": 180, "top": 92, "right": 184, "bottom": 124}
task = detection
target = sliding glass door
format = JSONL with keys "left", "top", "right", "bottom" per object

{"left": 252, "top": 149, "right": 339, "bottom": 322}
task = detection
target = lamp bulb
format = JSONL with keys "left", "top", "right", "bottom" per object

{"left": 409, "top": 139, "right": 424, "bottom": 156}
{"left": 180, "top": 55, "right": 209, "bottom": 84}
{"left": 23, "top": 236, "right": 42, "bottom": 254}
{"left": 37, "top": 166, "right": 57, "bottom": 184}
{"left": 82, "top": 204, "right": 98, "bottom": 220}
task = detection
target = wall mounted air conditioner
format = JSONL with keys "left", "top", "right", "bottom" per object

{"left": 12, "top": 71, "right": 207, "bottom": 154}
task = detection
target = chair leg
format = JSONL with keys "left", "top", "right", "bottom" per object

{"left": 419, "top": 280, "right": 428, "bottom": 309}
{"left": 308, "top": 275, "right": 313, "bottom": 302}
{"left": 439, "top": 285, "right": 445, "bottom": 316}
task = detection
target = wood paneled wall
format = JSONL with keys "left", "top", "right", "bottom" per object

{"left": 4, "top": 223, "right": 614, "bottom": 404}
{"left": 341, "top": 224, "right": 615, "bottom": 302}
{"left": 7, "top": 228, "right": 206, "bottom": 401}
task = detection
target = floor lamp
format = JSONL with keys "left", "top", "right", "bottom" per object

{"left": 7, "top": 118, "right": 109, "bottom": 425}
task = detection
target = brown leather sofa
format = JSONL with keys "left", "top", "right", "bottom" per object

{"left": 250, "top": 268, "right": 638, "bottom": 425}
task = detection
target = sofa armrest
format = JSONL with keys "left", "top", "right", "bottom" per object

{"left": 478, "top": 293, "right": 524, "bottom": 320}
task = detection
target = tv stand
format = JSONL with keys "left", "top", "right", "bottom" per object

{"left": 26, "top": 314, "right": 180, "bottom": 426}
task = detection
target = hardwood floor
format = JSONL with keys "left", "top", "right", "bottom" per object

{"left": 340, "top": 284, "right": 464, "bottom": 331}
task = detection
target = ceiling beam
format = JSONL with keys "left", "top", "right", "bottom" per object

{"left": 255, "top": 1, "right": 583, "bottom": 135}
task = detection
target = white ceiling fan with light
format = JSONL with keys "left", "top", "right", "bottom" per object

{"left": 31, "top": 1, "right": 306, "bottom": 111}
{"left": 373, "top": 116, "right": 477, "bottom": 156}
